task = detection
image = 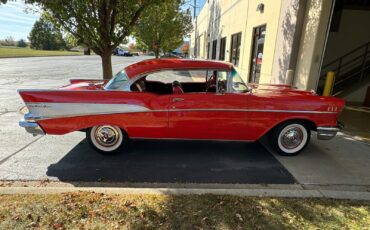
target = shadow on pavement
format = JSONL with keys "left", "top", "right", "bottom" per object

{"left": 46, "top": 139, "right": 295, "bottom": 185}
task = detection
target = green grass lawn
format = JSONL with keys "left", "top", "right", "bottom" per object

{"left": 0, "top": 46, "right": 82, "bottom": 58}
{"left": 0, "top": 192, "right": 369, "bottom": 229}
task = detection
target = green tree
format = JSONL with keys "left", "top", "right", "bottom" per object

{"left": 17, "top": 39, "right": 28, "bottom": 47}
{"left": 136, "top": 39, "right": 149, "bottom": 53}
{"left": 135, "top": 0, "right": 193, "bottom": 58}
{"left": 28, "top": 16, "right": 66, "bottom": 50}
{"left": 27, "top": 0, "right": 159, "bottom": 79}
{"left": 64, "top": 33, "right": 78, "bottom": 50}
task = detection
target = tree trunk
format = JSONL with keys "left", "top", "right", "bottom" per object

{"left": 84, "top": 47, "right": 91, "bottom": 55}
{"left": 154, "top": 48, "right": 160, "bottom": 59}
{"left": 101, "top": 50, "right": 113, "bottom": 79}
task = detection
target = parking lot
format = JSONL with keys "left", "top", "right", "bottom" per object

{"left": 0, "top": 56, "right": 369, "bottom": 188}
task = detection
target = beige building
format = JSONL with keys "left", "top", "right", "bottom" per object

{"left": 190, "top": 0, "right": 370, "bottom": 104}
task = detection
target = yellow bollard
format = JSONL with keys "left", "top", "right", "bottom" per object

{"left": 323, "top": 71, "right": 335, "bottom": 96}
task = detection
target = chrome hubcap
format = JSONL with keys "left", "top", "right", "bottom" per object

{"left": 280, "top": 126, "right": 303, "bottom": 149}
{"left": 94, "top": 126, "right": 120, "bottom": 147}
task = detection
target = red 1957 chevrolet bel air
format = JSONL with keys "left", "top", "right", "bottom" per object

{"left": 18, "top": 59, "right": 345, "bottom": 156}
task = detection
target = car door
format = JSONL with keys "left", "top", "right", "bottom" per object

{"left": 168, "top": 69, "right": 250, "bottom": 141}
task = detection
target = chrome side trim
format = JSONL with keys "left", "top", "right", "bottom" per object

{"left": 168, "top": 108, "right": 337, "bottom": 114}
{"left": 25, "top": 111, "right": 166, "bottom": 121}
{"left": 24, "top": 112, "right": 39, "bottom": 120}
{"left": 25, "top": 102, "right": 150, "bottom": 120}
{"left": 317, "top": 126, "right": 340, "bottom": 140}
{"left": 24, "top": 103, "right": 338, "bottom": 121}
{"left": 19, "top": 120, "right": 45, "bottom": 136}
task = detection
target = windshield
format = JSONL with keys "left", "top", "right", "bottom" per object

{"left": 104, "top": 70, "right": 128, "bottom": 90}
{"left": 230, "top": 67, "right": 248, "bottom": 93}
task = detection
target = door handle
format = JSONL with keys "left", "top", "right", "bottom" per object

{"left": 172, "top": 98, "right": 184, "bottom": 102}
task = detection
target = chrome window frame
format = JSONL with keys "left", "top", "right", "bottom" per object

{"left": 115, "top": 68, "right": 232, "bottom": 93}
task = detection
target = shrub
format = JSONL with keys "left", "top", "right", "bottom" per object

{"left": 17, "top": 39, "right": 27, "bottom": 47}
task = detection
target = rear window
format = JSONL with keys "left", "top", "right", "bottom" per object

{"left": 146, "top": 70, "right": 207, "bottom": 83}
{"left": 105, "top": 70, "right": 128, "bottom": 90}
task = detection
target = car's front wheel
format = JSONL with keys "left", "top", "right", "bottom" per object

{"left": 270, "top": 121, "right": 310, "bottom": 156}
{"left": 86, "top": 125, "right": 127, "bottom": 154}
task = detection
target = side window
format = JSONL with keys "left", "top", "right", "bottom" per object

{"left": 131, "top": 69, "right": 233, "bottom": 94}
{"left": 205, "top": 70, "right": 228, "bottom": 93}
{"left": 217, "top": 71, "right": 228, "bottom": 93}
{"left": 146, "top": 70, "right": 206, "bottom": 83}
{"left": 132, "top": 70, "right": 208, "bottom": 94}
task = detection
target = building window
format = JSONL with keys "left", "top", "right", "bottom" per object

{"left": 230, "top": 32, "right": 242, "bottom": 66}
{"left": 207, "top": 42, "right": 210, "bottom": 59}
{"left": 249, "top": 25, "right": 266, "bottom": 83}
{"left": 212, "top": 40, "right": 217, "bottom": 59}
{"left": 219, "top": 37, "right": 226, "bottom": 60}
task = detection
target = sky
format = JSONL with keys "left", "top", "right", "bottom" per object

{"left": 0, "top": 1, "right": 40, "bottom": 41}
{"left": 182, "top": 0, "right": 206, "bottom": 17}
{"left": 0, "top": 0, "right": 206, "bottom": 42}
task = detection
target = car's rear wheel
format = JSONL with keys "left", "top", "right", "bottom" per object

{"left": 270, "top": 121, "right": 310, "bottom": 156}
{"left": 86, "top": 125, "right": 127, "bottom": 154}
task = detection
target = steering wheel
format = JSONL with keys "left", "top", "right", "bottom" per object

{"left": 134, "top": 79, "right": 146, "bottom": 92}
{"left": 135, "top": 82, "right": 143, "bottom": 92}
{"left": 205, "top": 74, "right": 217, "bottom": 92}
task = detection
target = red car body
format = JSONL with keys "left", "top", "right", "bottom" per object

{"left": 18, "top": 59, "right": 345, "bottom": 155}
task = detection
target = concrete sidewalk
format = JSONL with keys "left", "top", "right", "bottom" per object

{"left": 262, "top": 132, "right": 370, "bottom": 187}
{"left": 1, "top": 182, "right": 370, "bottom": 201}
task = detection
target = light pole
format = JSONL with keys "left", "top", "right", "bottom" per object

{"left": 193, "top": 0, "right": 197, "bottom": 58}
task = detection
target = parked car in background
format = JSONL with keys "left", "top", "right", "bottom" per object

{"left": 122, "top": 51, "right": 133, "bottom": 57}
{"left": 161, "top": 53, "right": 181, "bottom": 59}
{"left": 113, "top": 48, "right": 133, "bottom": 56}
{"left": 18, "top": 59, "right": 345, "bottom": 156}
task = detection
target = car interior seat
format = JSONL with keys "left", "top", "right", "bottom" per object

{"left": 172, "top": 80, "right": 184, "bottom": 94}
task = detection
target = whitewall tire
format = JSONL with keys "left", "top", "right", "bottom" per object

{"left": 87, "top": 125, "right": 127, "bottom": 154}
{"left": 271, "top": 122, "right": 310, "bottom": 156}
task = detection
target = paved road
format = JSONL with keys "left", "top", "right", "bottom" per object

{"left": 0, "top": 56, "right": 295, "bottom": 184}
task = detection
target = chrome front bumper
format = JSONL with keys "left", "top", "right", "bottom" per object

{"left": 19, "top": 120, "right": 45, "bottom": 136}
{"left": 317, "top": 126, "right": 340, "bottom": 140}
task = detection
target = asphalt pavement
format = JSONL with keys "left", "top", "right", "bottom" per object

{"left": 0, "top": 55, "right": 294, "bottom": 184}
{"left": 46, "top": 139, "right": 294, "bottom": 184}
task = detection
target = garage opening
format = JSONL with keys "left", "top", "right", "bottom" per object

{"left": 319, "top": 0, "right": 370, "bottom": 106}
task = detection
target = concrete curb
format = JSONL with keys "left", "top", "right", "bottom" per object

{"left": 1, "top": 187, "right": 370, "bottom": 201}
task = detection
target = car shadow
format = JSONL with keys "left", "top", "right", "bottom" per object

{"left": 46, "top": 139, "right": 295, "bottom": 185}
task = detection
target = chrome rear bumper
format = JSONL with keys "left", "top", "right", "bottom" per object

{"left": 19, "top": 120, "right": 45, "bottom": 136}
{"left": 317, "top": 126, "right": 340, "bottom": 140}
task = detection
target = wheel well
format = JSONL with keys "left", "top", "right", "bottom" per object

{"left": 270, "top": 119, "right": 317, "bottom": 134}
{"left": 79, "top": 126, "right": 129, "bottom": 136}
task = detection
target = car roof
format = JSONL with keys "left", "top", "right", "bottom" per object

{"left": 124, "top": 59, "right": 234, "bottom": 78}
